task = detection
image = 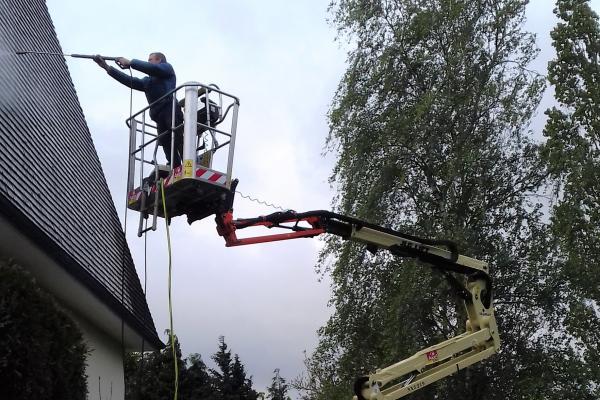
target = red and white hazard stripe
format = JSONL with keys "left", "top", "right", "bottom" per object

{"left": 128, "top": 190, "right": 142, "bottom": 203}
{"left": 196, "top": 168, "right": 227, "bottom": 185}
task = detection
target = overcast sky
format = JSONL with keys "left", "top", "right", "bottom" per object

{"left": 45, "top": 0, "right": 599, "bottom": 396}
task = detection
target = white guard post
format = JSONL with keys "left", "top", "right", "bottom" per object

{"left": 127, "top": 119, "right": 137, "bottom": 194}
{"left": 182, "top": 82, "right": 200, "bottom": 178}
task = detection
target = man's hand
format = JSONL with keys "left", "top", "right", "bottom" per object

{"left": 116, "top": 57, "right": 131, "bottom": 69}
{"left": 93, "top": 55, "right": 109, "bottom": 71}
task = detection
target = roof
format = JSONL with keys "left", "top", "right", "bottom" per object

{"left": 0, "top": 0, "right": 161, "bottom": 349}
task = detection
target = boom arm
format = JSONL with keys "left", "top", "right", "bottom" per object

{"left": 215, "top": 210, "right": 500, "bottom": 399}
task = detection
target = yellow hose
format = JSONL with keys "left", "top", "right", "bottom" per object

{"left": 160, "top": 179, "right": 178, "bottom": 400}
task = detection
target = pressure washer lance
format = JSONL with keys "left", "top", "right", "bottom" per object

{"left": 15, "top": 51, "right": 120, "bottom": 61}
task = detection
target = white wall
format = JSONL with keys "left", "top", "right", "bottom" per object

{"left": 70, "top": 312, "right": 125, "bottom": 400}
{"left": 0, "top": 216, "right": 158, "bottom": 400}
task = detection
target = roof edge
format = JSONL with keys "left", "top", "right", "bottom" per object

{"left": 0, "top": 193, "right": 164, "bottom": 349}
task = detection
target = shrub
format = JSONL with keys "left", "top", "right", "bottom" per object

{"left": 0, "top": 259, "right": 88, "bottom": 400}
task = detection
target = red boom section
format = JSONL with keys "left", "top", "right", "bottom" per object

{"left": 215, "top": 211, "right": 325, "bottom": 247}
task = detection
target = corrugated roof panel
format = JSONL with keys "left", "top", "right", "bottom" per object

{"left": 0, "top": 0, "right": 160, "bottom": 347}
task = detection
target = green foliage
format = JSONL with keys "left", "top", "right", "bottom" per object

{"left": 543, "top": 0, "right": 600, "bottom": 294}
{"left": 125, "top": 331, "right": 186, "bottom": 400}
{"left": 541, "top": 0, "right": 600, "bottom": 396}
{"left": 210, "top": 335, "right": 233, "bottom": 396}
{"left": 295, "top": 0, "right": 598, "bottom": 399}
{"left": 180, "top": 353, "right": 212, "bottom": 399}
{"left": 211, "top": 336, "right": 259, "bottom": 400}
{"left": 267, "top": 369, "right": 290, "bottom": 400}
{"left": 0, "top": 259, "right": 88, "bottom": 400}
{"left": 125, "top": 335, "right": 259, "bottom": 400}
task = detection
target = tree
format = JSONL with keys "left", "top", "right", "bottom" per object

{"left": 541, "top": 0, "right": 600, "bottom": 395}
{"left": 295, "top": 0, "right": 591, "bottom": 399}
{"left": 211, "top": 336, "right": 234, "bottom": 399}
{"left": 267, "top": 369, "right": 290, "bottom": 400}
{"left": 211, "top": 336, "right": 258, "bottom": 400}
{"left": 0, "top": 259, "right": 88, "bottom": 400}
{"left": 125, "top": 336, "right": 260, "bottom": 399}
{"left": 231, "top": 354, "right": 259, "bottom": 400}
{"left": 125, "top": 332, "right": 186, "bottom": 400}
{"left": 180, "top": 354, "right": 214, "bottom": 400}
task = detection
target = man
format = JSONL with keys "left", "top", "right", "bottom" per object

{"left": 94, "top": 52, "right": 184, "bottom": 167}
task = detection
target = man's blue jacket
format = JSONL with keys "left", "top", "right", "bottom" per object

{"left": 107, "top": 59, "right": 177, "bottom": 120}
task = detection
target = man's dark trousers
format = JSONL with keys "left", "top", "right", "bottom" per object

{"left": 155, "top": 105, "right": 184, "bottom": 168}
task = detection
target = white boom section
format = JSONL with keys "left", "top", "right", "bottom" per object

{"left": 349, "top": 226, "right": 489, "bottom": 274}
{"left": 347, "top": 227, "right": 500, "bottom": 400}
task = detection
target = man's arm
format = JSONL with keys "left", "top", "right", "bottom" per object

{"left": 106, "top": 67, "right": 146, "bottom": 91}
{"left": 129, "top": 59, "right": 174, "bottom": 78}
{"left": 94, "top": 55, "right": 146, "bottom": 91}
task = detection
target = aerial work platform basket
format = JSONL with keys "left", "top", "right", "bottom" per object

{"left": 126, "top": 82, "right": 239, "bottom": 236}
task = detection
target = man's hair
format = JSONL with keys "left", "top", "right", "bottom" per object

{"left": 150, "top": 52, "right": 167, "bottom": 63}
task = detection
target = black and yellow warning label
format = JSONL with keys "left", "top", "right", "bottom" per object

{"left": 183, "top": 159, "right": 193, "bottom": 177}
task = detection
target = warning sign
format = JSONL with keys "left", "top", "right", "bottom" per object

{"left": 183, "top": 159, "right": 193, "bottom": 177}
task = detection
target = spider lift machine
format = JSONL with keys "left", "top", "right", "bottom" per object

{"left": 126, "top": 82, "right": 500, "bottom": 400}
